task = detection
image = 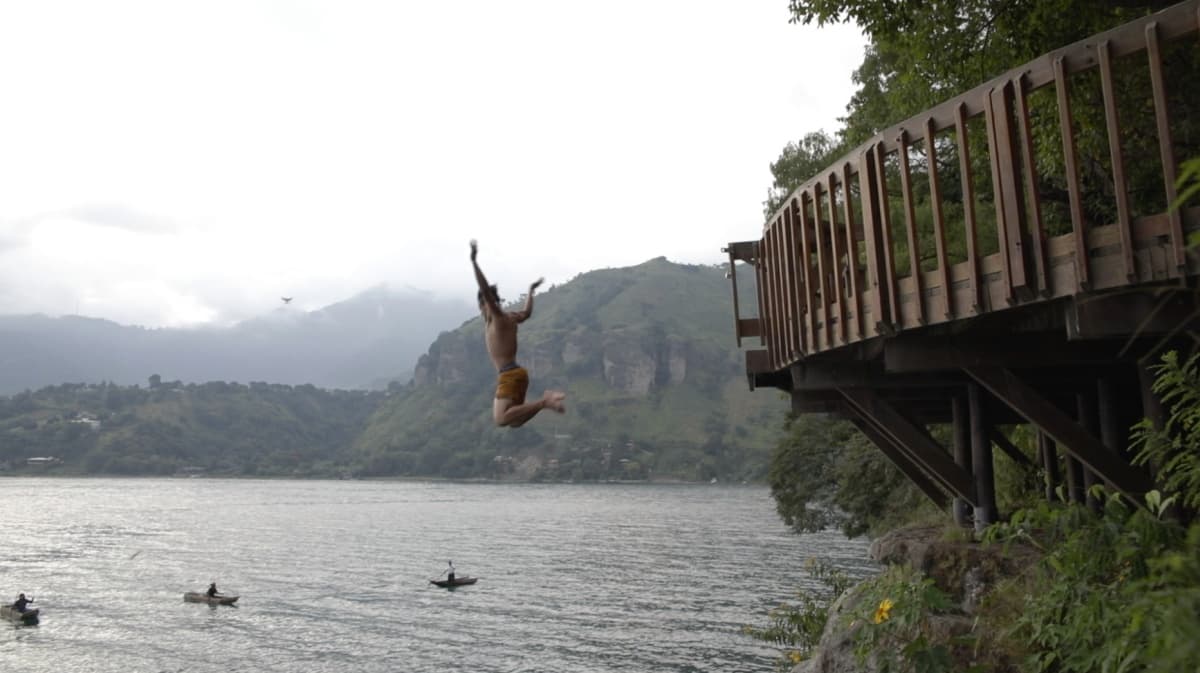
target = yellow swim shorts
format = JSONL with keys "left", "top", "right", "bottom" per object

{"left": 496, "top": 366, "right": 529, "bottom": 404}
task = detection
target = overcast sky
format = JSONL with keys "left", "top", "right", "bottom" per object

{"left": 0, "top": 0, "right": 865, "bottom": 328}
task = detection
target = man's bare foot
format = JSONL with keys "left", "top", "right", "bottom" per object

{"left": 542, "top": 390, "right": 566, "bottom": 413}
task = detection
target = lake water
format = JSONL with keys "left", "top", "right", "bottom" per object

{"left": 0, "top": 478, "right": 873, "bottom": 672}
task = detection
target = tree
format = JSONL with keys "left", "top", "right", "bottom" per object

{"left": 764, "top": 131, "right": 839, "bottom": 217}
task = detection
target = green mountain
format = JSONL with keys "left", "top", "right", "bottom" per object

{"left": 352, "top": 257, "right": 786, "bottom": 482}
{"left": 0, "top": 258, "right": 785, "bottom": 481}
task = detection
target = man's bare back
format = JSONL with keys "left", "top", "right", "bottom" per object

{"left": 470, "top": 240, "right": 566, "bottom": 427}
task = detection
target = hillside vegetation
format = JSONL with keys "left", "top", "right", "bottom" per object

{"left": 0, "top": 258, "right": 786, "bottom": 481}
{"left": 355, "top": 257, "right": 785, "bottom": 481}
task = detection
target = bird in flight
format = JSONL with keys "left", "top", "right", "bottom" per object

{"left": 281, "top": 297, "right": 293, "bottom": 304}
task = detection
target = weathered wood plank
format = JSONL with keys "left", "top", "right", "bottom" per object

{"left": 1145, "top": 21, "right": 1187, "bottom": 275}
{"left": 842, "top": 162, "right": 865, "bottom": 339}
{"left": 897, "top": 130, "right": 927, "bottom": 325}
{"left": 873, "top": 143, "right": 902, "bottom": 327}
{"left": 924, "top": 118, "right": 953, "bottom": 319}
{"left": 954, "top": 103, "right": 984, "bottom": 314}
{"left": 1054, "top": 56, "right": 1091, "bottom": 291}
{"left": 1098, "top": 39, "right": 1137, "bottom": 281}
{"left": 827, "top": 172, "right": 848, "bottom": 345}
{"left": 1015, "top": 74, "right": 1051, "bottom": 297}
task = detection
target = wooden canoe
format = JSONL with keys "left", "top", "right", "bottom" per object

{"left": 183, "top": 592, "right": 239, "bottom": 605}
{"left": 430, "top": 577, "right": 478, "bottom": 588}
{"left": 1, "top": 606, "right": 39, "bottom": 622}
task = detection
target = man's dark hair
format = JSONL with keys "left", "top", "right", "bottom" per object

{"left": 478, "top": 284, "right": 499, "bottom": 306}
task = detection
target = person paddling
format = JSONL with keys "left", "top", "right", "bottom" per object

{"left": 206, "top": 582, "right": 219, "bottom": 598}
{"left": 11, "top": 593, "right": 33, "bottom": 613}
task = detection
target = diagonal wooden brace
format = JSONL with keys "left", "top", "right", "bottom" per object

{"left": 838, "top": 387, "right": 978, "bottom": 506}
{"left": 964, "top": 367, "right": 1152, "bottom": 500}
{"left": 846, "top": 414, "right": 950, "bottom": 509}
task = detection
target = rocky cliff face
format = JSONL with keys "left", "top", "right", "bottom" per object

{"left": 411, "top": 332, "right": 475, "bottom": 386}
{"left": 414, "top": 325, "right": 695, "bottom": 397}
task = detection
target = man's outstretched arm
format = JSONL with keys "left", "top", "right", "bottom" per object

{"left": 470, "top": 240, "right": 502, "bottom": 315}
{"left": 469, "top": 240, "right": 489, "bottom": 291}
{"left": 515, "top": 277, "right": 544, "bottom": 322}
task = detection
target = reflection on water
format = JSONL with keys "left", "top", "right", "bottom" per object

{"left": 0, "top": 478, "right": 874, "bottom": 672}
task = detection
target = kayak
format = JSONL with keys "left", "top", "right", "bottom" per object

{"left": 183, "top": 592, "right": 239, "bottom": 605}
{"left": 1, "top": 606, "right": 39, "bottom": 623}
{"left": 430, "top": 577, "right": 478, "bottom": 588}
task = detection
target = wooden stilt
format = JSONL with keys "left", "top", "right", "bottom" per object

{"left": 951, "top": 396, "right": 973, "bottom": 526}
{"left": 968, "top": 383, "right": 999, "bottom": 530}
{"left": 1039, "top": 432, "right": 1060, "bottom": 502}
{"left": 1077, "top": 391, "right": 1101, "bottom": 511}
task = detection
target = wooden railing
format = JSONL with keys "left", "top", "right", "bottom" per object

{"left": 728, "top": 0, "right": 1200, "bottom": 375}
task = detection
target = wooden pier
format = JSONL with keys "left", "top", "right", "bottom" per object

{"left": 727, "top": 0, "right": 1200, "bottom": 527}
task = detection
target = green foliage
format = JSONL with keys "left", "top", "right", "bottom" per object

{"left": 1131, "top": 350, "right": 1200, "bottom": 510}
{"left": 764, "top": 131, "right": 840, "bottom": 217}
{"left": 743, "top": 557, "right": 855, "bottom": 670}
{"left": 980, "top": 493, "right": 1193, "bottom": 673}
{"left": 768, "top": 412, "right": 939, "bottom": 537}
{"left": 847, "top": 564, "right": 965, "bottom": 673}
{"left": 0, "top": 381, "right": 384, "bottom": 477}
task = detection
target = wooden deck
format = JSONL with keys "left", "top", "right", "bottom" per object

{"left": 727, "top": 0, "right": 1200, "bottom": 527}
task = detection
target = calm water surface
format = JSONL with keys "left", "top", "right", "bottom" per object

{"left": 0, "top": 478, "right": 873, "bottom": 672}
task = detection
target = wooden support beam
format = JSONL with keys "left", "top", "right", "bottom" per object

{"left": 1065, "top": 291, "right": 1200, "bottom": 340}
{"left": 1077, "top": 391, "right": 1102, "bottom": 511}
{"left": 1040, "top": 433, "right": 1061, "bottom": 502}
{"left": 885, "top": 336, "right": 1128, "bottom": 373}
{"left": 1065, "top": 453, "right": 1086, "bottom": 504}
{"left": 1097, "top": 377, "right": 1125, "bottom": 458}
{"left": 837, "top": 387, "right": 978, "bottom": 505}
{"left": 791, "top": 361, "right": 965, "bottom": 391}
{"left": 969, "top": 383, "right": 1000, "bottom": 529}
{"left": 846, "top": 415, "right": 950, "bottom": 509}
{"left": 951, "top": 396, "right": 973, "bottom": 526}
{"left": 964, "top": 367, "right": 1153, "bottom": 500}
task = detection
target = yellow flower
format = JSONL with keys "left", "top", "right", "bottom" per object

{"left": 789, "top": 651, "right": 804, "bottom": 663}
{"left": 873, "top": 598, "right": 894, "bottom": 624}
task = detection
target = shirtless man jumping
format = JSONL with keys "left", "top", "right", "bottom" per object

{"left": 470, "top": 240, "right": 566, "bottom": 427}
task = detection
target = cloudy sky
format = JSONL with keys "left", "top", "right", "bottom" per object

{"left": 0, "top": 0, "right": 865, "bottom": 328}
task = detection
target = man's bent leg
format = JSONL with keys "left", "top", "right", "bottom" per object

{"left": 493, "top": 391, "right": 565, "bottom": 427}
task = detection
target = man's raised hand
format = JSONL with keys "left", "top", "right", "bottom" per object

{"left": 470, "top": 239, "right": 479, "bottom": 262}
{"left": 530, "top": 277, "right": 544, "bottom": 293}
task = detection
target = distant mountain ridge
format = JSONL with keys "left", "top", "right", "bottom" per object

{"left": 0, "top": 287, "right": 475, "bottom": 394}
{"left": 0, "top": 258, "right": 784, "bottom": 482}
